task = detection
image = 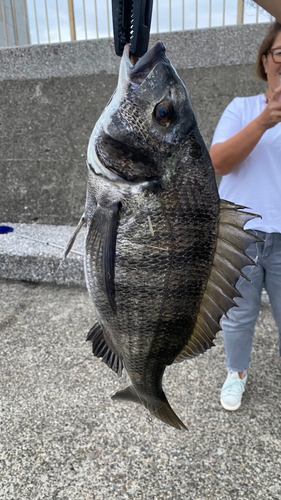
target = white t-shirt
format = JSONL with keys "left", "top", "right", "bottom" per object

{"left": 211, "top": 94, "right": 281, "bottom": 232}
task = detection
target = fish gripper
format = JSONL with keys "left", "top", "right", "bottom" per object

{"left": 112, "top": 0, "right": 154, "bottom": 58}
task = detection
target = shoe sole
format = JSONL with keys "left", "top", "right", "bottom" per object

{"left": 220, "top": 398, "right": 241, "bottom": 411}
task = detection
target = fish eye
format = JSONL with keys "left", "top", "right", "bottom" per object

{"left": 154, "top": 101, "right": 175, "bottom": 127}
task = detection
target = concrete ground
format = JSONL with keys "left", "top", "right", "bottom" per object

{"left": 0, "top": 278, "right": 280, "bottom": 500}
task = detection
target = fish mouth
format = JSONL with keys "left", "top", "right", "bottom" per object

{"left": 121, "top": 41, "right": 168, "bottom": 86}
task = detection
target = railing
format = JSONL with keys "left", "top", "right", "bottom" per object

{"left": 0, "top": 0, "right": 273, "bottom": 48}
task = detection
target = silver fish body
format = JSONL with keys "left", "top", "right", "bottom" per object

{"left": 66, "top": 42, "right": 259, "bottom": 429}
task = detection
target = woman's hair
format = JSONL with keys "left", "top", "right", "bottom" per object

{"left": 256, "top": 21, "right": 281, "bottom": 81}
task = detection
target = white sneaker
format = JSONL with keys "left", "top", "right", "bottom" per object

{"left": 220, "top": 371, "right": 247, "bottom": 411}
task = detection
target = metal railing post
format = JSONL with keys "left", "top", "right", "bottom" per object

{"left": 106, "top": 0, "right": 110, "bottom": 37}
{"left": 156, "top": 0, "right": 159, "bottom": 33}
{"left": 23, "top": 0, "right": 31, "bottom": 45}
{"left": 68, "top": 0, "right": 76, "bottom": 41}
{"left": 45, "top": 0, "right": 50, "bottom": 43}
{"left": 11, "top": 0, "right": 19, "bottom": 45}
{"left": 237, "top": 0, "right": 245, "bottom": 24}
{"left": 169, "top": 0, "right": 172, "bottom": 31}
{"left": 94, "top": 0, "right": 99, "bottom": 38}
{"left": 83, "top": 0, "right": 87, "bottom": 39}
{"left": 55, "top": 0, "right": 61, "bottom": 42}
{"left": 1, "top": 0, "right": 9, "bottom": 46}
{"left": 33, "top": 0, "right": 40, "bottom": 43}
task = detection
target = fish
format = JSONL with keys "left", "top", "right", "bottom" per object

{"left": 65, "top": 41, "right": 260, "bottom": 430}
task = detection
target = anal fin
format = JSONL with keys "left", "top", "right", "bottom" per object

{"left": 87, "top": 322, "right": 124, "bottom": 377}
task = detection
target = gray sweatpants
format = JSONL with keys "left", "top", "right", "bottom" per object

{"left": 222, "top": 231, "right": 281, "bottom": 372}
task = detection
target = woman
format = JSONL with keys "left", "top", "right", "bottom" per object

{"left": 210, "top": 21, "right": 281, "bottom": 411}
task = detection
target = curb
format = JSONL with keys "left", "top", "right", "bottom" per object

{"left": 0, "top": 223, "right": 86, "bottom": 287}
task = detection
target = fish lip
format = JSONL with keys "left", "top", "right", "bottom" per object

{"left": 123, "top": 41, "right": 167, "bottom": 85}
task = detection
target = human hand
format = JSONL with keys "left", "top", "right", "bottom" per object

{"left": 257, "top": 86, "right": 281, "bottom": 131}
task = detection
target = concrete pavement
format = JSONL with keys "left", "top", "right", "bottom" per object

{"left": 0, "top": 278, "right": 280, "bottom": 500}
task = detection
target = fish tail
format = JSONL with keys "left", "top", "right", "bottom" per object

{"left": 148, "top": 398, "right": 187, "bottom": 431}
{"left": 112, "top": 385, "right": 187, "bottom": 430}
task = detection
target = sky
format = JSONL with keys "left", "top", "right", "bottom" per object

{"left": 26, "top": 0, "right": 272, "bottom": 45}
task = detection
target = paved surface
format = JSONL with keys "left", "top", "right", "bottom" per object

{"left": 0, "top": 279, "right": 280, "bottom": 500}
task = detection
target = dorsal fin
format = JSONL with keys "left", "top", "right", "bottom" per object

{"left": 87, "top": 322, "right": 124, "bottom": 377}
{"left": 175, "top": 199, "right": 262, "bottom": 363}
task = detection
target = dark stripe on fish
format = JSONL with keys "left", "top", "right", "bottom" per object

{"left": 116, "top": 243, "right": 214, "bottom": 269}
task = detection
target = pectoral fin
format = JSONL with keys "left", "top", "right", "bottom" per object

{"left": 87, "top": 202, "right": 121, "bottom": 312}
{"left": 175, "top": 199, "right": 262, "bottom": 363}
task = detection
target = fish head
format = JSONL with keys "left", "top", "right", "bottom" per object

{"left": 88, "top": 41, "right": 197, "bottom": 182}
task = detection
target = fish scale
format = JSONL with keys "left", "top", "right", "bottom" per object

{"left": 64, "top": 41, "right": 261, "bottom": 430}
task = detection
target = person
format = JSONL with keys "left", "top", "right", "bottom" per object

{"left": 210, "top": 21, "right": 281, "bottom": 411}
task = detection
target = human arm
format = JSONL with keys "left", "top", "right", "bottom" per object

{"left": 210, "top": 87, "right": 281, "bottom": 176}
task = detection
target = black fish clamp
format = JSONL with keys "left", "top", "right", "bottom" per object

{"left": 112, "top": 0, "right": 154, "bottom": 58}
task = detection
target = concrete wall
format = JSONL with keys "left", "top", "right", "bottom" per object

{"left": 0, "top": 23, "right": 269, "bottom": 225}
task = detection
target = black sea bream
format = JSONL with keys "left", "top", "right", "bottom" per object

{"left": 65, "top": 41, "right": 259, "bottom": 430}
